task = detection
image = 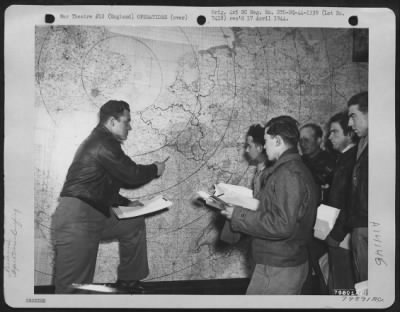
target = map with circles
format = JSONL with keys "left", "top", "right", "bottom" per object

{"left": 34, "top": 26, "right": 367, "bottom": 284}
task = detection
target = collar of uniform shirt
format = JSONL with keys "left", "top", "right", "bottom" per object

{"left": 357, "top": 134, "right": 368, "bottom": 158}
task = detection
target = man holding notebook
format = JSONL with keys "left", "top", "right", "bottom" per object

{"left": 221, "top": 116, "right": 319, "bottom": 294}
{"left": 52, "top": 100, "right": 166, "bottom": 294}
{"left": 325, "top": 110, "right": 357, "bottom": 293}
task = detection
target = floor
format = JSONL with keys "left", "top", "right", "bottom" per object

{"left": 34, "top": 276, "right": 322, "bottom": 295}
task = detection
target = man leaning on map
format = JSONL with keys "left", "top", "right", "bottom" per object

{"left": 221, "top": 115, "right": 319, "bottom": 294}
{"left": 52, "top": 100, "right": 166, "bottom": 294}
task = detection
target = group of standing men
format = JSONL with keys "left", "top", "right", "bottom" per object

{"left": 299, "top": 91, "right": 368, "bottom": 294}
{"left": 221, "top": 91, "right": 368, "bottom": 294}
{"left": 52, "top": 91, "right": 368, "bottom": 295}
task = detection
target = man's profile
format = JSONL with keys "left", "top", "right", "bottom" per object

{"left": 52, "top": 100, "right": 166, "bottom": 294}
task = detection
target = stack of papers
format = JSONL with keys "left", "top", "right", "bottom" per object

{"left": 113, "top": 196, "right": 172, "bottom": 219}
{"left": 313, "top": 204, "right": 340, "bottom": 240}
{"left": 197, "top": 183, "right": 259, "bottom": 211}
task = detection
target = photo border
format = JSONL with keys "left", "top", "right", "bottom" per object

{"left": 3, "top": 3, "right": 397, "bottom": 309}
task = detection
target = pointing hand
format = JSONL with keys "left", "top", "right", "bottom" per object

{"left": 154, "top": 160, "right": 166, "bottom": 176}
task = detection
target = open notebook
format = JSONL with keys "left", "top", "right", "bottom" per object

{"left": 112, "top": 196, "right": 172, "bottom": 219}
{"left": 197, "top": 183, "right": 259, "bottom": 211}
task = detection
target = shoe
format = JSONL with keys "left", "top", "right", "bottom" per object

{"left": 114, "top": 280, "right": 146, "bottom": 294}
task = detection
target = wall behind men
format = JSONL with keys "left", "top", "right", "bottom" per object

{"left": 34, "top": 26, "right": 367, "bottom": 285}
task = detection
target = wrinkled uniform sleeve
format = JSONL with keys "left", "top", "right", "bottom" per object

{"left": 231, "top": 169, "right": 304, "bottom": 240}
{"left": 97, "top": 140, "right": 158, "bottom": 186}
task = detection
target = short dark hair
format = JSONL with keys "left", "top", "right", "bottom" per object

{"left": 99, "top": 100, "right": 130, "bottom": 124}
{"left": 265, "top": 115, "right": 299, "bottom": 147}
{"left": 348, "top": 91, "right": 368, "bottom": 113}
{"left": 246, "top": 124, "right": 265, "bottom": 146}
{"left": 329, "top": 111, "right": 353, "bottom": 136}
{"left": 300, "top": 123, "right": 323, "bottom": 139}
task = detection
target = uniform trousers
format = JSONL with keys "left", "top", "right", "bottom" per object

{"left": 52, "top": 197, "right": 149, "bottom": 294}
{"left": 327, "top": 246, "right": 355, "bottom": 294}
{"left": 246, "top": 261, "right": 308, "bottom": 295}
{"left": 351, "top": 227, "right": 368, "bottom": 283}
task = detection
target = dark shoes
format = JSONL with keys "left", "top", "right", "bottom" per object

{"left": 114, "top": 280, "right": 146, "bottom": 294}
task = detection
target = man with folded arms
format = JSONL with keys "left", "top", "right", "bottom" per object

{"left": 221, "top": 116, "right": 319, "bottom": 294}
{"left": 53, "top": 100, "right": 166, "bottom": 294}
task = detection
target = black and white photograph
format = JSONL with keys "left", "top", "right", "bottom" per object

{"left": 4, "top": 5, "right": 396, "bottom": 309}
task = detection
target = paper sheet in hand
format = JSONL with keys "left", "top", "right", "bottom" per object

{"left": 197, "top": 191, "right": 226, "bottom": 210}
{"left": 113, "top": 196, "right": 172, "bottom": 219}
{"left": 313, "top": 204, "right": 340, "bottom": 240}
{"left": 214, "top": 183, "right": 259, "bottom": 211}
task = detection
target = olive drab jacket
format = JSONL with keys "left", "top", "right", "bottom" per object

{"left": 347, "top": 144, "right": 368, "bottom": 229}
{"left": 60, "top": 125, "right": 158, "bottom": 217}
{"left": 302, "top": 149, "right": 336, "bottom": 203}
{"left": 231, "top": 149, "right": 320, "bottom": 267}
{"left": 327, "top": 145, "right": 357, "bottom": 241}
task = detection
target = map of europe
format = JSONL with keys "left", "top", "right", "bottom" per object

{"left": 34, "top": 26, "right": 367, "bottom": 284}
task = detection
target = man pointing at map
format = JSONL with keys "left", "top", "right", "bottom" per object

{"left": 52, "top": 100, "right": 166, "bottom": 294}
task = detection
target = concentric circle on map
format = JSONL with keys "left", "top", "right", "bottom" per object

{"left": 80, "top": 35, "right": 163, "bottom": 112}
{"left": 36, "top": 26, "right": 239, "bottom": 198}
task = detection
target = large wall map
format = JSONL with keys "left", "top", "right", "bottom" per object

{"left": 34, "top": 26, "right": 367, "bottom": 284}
